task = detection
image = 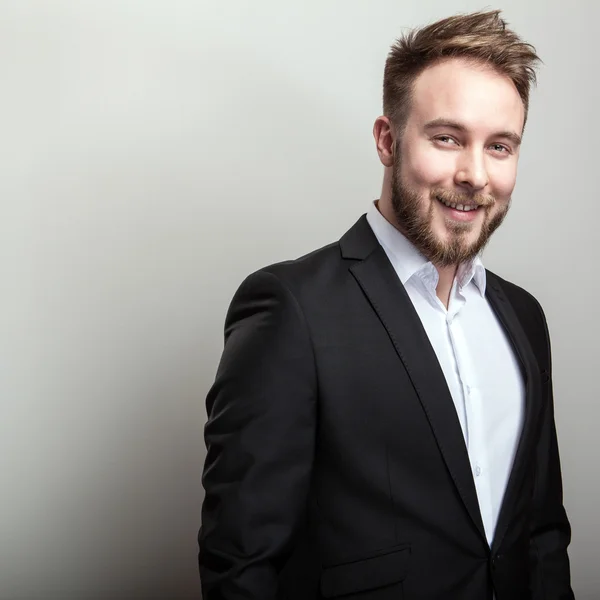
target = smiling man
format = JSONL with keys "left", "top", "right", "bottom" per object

{"left": 199, "top": 10, "right": 574, "bottom": 600}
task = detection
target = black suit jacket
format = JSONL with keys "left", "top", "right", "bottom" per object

{"left": 199, "top": 215, "right": 573, "bottom": 599}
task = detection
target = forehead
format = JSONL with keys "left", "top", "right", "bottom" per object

{"left": 408, "top": 58, "right": 525, "bottom": 134}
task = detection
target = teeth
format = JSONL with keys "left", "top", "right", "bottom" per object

{"left": 437, "top": 196, "right": 478, "bottom": 212}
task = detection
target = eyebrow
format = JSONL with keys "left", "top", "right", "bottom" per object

{"left": 424, "top": 118, "right": 522, "bottom": 147}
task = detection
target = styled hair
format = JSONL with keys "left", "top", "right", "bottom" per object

{"left": 383, "top": 10, "right": 541, "bottom": 132}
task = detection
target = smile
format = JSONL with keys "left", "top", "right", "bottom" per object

{"left": 436, "top": 196, "right": 479, "bottom": 212}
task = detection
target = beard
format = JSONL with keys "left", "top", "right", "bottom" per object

{"left": 390, "top": 159, "right": 510, "bottom": 267}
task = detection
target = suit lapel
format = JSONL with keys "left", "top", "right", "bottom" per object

{"left": 341, "top": 217, "right": 487, "bottom": 543}
{"left": 486, "top": 274, "right": 542, "bottom": 554}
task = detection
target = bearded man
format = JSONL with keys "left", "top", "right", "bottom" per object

{"left": 199, "top": 10, "right": 574, "bottom": 600}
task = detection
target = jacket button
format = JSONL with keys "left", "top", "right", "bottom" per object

{"left": 492, "top": 554, "right": 503, "bottom": 570}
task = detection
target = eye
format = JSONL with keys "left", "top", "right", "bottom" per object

{"left": 434, "top": 135, "right": 459, "bottom": 146}
{"left": 490, "top": 143, "right": 511, "bottom": 154}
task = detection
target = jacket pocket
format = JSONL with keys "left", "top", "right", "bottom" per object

{"left": 320, "top": 544, "right": 410, "bottom": 598}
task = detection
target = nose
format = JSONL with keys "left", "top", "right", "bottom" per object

{"left": 454, "top": 149, "right": 488, "bottom": 191}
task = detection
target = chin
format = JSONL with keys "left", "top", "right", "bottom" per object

{"left": 437, "top": 222, "right": 480, "bottom": 239}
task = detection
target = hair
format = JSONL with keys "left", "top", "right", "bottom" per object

{"left": 383, "top": 10, "right": 541, "bottom": 133}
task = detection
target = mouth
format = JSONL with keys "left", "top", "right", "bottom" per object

{"left": 435, "top": 195, "right": 481, "bottom": 222}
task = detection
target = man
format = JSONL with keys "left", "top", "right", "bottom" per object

{"left": 199, "top": 10, "right": 573, "bottom": 599}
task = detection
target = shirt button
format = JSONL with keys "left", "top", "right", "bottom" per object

{"left": 475, "top": 466, "right": 482, "bottom": 477}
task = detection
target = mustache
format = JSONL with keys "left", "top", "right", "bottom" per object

{"left": 432, "top": 189, "right": 496, "bottom": 208}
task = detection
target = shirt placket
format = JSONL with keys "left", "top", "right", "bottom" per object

{"left": 446, "top": 292, "right": 495, "bottom": 546}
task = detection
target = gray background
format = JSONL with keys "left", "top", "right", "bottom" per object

{"left": 1, "top": 1, "right": 597, "bottom": 598}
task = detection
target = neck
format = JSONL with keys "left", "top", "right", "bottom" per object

{"left": 435, "top": 263, "right": 458, "bottom": 310}
{"left": 377, "top": 176, "right": 395, "bottom": 225}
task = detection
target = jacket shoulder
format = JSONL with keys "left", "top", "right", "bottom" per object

{"left": 240, "top": 240, "right": 346, "bottom": 297}
{"left": 486, "top": 270, "right": 551, "bottom": 365}
{"left": 264, "top": 241, "right": 341, "bottom": 276}
{"left": 486, "top": 270, "right": 546, "bottom": 320}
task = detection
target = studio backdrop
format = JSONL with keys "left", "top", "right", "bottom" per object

{"left": 1, "top": 1, "right": 597, "bottom": 598}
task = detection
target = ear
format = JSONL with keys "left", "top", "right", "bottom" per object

{"left": 373, "top": 116, "right": 395, "bottom": 168}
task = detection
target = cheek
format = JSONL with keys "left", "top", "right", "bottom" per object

{"left": 488, "top": 158, "right": 518, "bottom": 197}
{"left": 401, "top": 144, "right": 455, "bottom": 187}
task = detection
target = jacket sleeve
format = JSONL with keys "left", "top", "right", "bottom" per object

{"left": 198, "top": 269, "right": 317, "bottom": 600}
{"left": 529, "top": 302, "right": 574, "bottom": 599}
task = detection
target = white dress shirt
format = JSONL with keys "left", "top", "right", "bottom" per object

{"left": 366, "top": 201, "right": 524, "bottom": 546}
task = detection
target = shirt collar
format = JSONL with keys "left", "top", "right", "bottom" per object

{"left": 457, "top": 256, "right": 487, "bottom": 296}
{"left": 366, "top": 200, "right": 487, "bottom": 297}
